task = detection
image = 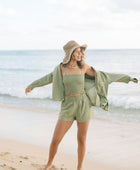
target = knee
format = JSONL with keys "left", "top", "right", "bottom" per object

{"left": 77, "top": 136, "right": 86, "bottom": 145}
{"left": 51, "top": 138, "right": 61, "bottom": 146}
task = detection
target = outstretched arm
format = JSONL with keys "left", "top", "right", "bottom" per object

{"left": 105, "top": 72, "right": 138, "bottom": 84}
{"left": 25, "top": 72, "right": 53, "bottom": 95}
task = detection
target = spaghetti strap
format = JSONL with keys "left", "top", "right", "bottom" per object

{"left": 63, "top": 66, "right": 67, "bottom": 75}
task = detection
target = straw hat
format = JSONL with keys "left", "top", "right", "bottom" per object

{"left": 62, "top": 40, "right": 87, "bottom": 64}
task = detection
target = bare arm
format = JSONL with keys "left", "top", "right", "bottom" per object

{"left": 25, "top": 72, "right": 53, "bottom": 96}
{"left": 83, "top": 63, "right": 95, "bottom": 77}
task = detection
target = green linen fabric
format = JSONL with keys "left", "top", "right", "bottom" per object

{"left": 26, "top": 62, "right": 137, "bottom": 111}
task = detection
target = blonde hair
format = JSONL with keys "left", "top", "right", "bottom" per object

{"left": 62, "top": 47, "right": 85, "bottom": 68}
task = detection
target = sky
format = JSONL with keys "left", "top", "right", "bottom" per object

{"left": 0, "top": 0, "right": 140, "bottom": 50}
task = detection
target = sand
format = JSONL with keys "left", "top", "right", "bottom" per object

{"left": 0, "top": 104, "right": 140, "bottom": 170}
{"left": 0, "top": 137, "right": 129, "bottom": 170}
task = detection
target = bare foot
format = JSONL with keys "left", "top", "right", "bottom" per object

{"left": 44, "top": 163, "right": 52, "bottom": 170}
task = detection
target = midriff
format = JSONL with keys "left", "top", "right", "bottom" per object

{"left": 65, "top": 93, "right": 83, "bottom": 97}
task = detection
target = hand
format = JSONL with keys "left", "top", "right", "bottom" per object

{"left": 25, "top": 88, "right": 32, "bottom": 96}
{"left": 132, "top": 78, "right": 138, "bottom": 83}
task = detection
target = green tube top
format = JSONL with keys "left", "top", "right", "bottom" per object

{"left": 62, "top": 66, "right": 85, "bottom": 95}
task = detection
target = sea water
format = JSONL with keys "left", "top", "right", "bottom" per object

{"left": 0, "top": 49, "right": 140, "bottom": 123}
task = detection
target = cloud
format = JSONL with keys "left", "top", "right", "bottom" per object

{"left": 113, "top": 0, "right": 140, "bottom": 11}
{"left": 0, "top": 4, "right": 17, "bottom": 18}
{"left": 44, "top": 0, "right": 140, "bottom": 32}
{"left": 47, "top": 0, "right": 91, "bottom": 12}
{"left": 0, "top": 0, "right": 140, "bottom": 49}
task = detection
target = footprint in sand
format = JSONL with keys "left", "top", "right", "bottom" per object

{"left": 31, "top": 163, "right": 67, "bottom": 170}
{"left": 19, "top": 155, "right": 29, "bottom": 160}
{"left": 31, "top": 163, "right": 46, "bottom": 170}
{"left": 9, "top": 167, "right": 17, "bottom": 170}
{"left": 0, "top": 152, "right": 10, "bottom": 156}
{"left": 0, "top": 152, "right": 18, "bottom": 170}
{"left": 48, "top": 165, "right": 59, "bottom": 170}
{"left": 0, "top": 164, "right": 17, "bottom": 170}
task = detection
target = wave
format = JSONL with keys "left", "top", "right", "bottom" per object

{"left": 0, "top": 93, "right": 52, "bottom": 100}
{"left": 108, "top": 95, "right": 140, "bottom": 110}
{"left": 0, "top": 93, "right": 140, "bottom": 110}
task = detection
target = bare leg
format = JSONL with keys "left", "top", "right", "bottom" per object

{"left": 77, "top": 120, "right": 90, "bottom": 170}
{"left": 44, "top": 120, "right": 74, "bottom": 170}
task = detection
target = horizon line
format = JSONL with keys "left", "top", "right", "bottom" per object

{"left": 0, "top": 48, "right": 140, "bottom": 51}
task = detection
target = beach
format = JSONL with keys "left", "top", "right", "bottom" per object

{"left": 0, "top": 104, "right": 140, "bottom": 170}
{"left": 1, "top": 0, "right": 140, "bottom": 167}
{"left": 0, "top": 49, "right": 140, "bottom": 169}
{"left": 0, "top": 137, "right": 124, "bottom": 170}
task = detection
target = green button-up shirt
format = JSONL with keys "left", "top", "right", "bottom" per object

{"left": 26, "top": 62, "right": 137, "bottom": 111}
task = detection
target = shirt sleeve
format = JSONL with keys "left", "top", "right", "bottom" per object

{"left": 105, "top": 72, "right": 133, "bottom": 84}
{"left": 26, "top": 72, "right": 53, "bottom": 90}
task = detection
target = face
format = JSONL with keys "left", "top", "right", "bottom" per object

{"left": 72, "top": 47, "right": 82, "bottom": 61}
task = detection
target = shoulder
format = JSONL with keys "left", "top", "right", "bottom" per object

{"left": 83, "top": 63, "right": 91, "bottom": 71}
{"left": 54, "top": 63, "right": 62, "bottom": 70}
{"left": 60, "top": 62, "right": 64, "bottom": 71}
{"left": 83, "top": 63, "right": 95, "bottom": 77}
{"left": 53, "top": 63, "right": 62, "bottom": 75}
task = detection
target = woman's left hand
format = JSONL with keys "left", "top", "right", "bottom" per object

{"left": 131, "top": 78, "right": 138, "bottom": 83}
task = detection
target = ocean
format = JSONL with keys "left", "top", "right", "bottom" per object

{"left": 0, "top": 49, "right": 140, "bottom": 123}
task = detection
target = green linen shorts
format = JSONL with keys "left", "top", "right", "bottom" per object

{"left": 58, "top": 93, "right": 94, "bottom": 122}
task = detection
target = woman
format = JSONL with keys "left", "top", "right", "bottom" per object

{"left": 25, "top": 40, "right": 95, "bottom": 170}
{"left": 25, "top": 40, "right": 138, "bottom": 170}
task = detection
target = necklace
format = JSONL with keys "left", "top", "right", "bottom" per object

{"left": 68, "top": 65, "right": 78, "bottom": 69}
{"left": 68, "top": 63, "right": 78, "bottom": 69}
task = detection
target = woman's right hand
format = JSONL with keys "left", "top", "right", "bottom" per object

{"left": 25, "top": 88, "right": 32, "bottom": 96}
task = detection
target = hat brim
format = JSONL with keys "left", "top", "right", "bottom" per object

{"left": 63, "top": 44, "right": 87, "bottom": 64}
{"left": 79, "top": 44, "right": 87, "bottom": 51}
